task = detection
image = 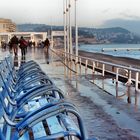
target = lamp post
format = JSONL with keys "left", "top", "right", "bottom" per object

{"left": 63, "top": 0, "right": 66, "bottom": 56}
{"left": 69, "top": 0, "right": 73, "bottom": 60}
{"left": 66, "top": 0, "right": 70, "bottom": 57}
{"left": 75, "top": 0, "right": 78, "bottom": 63}
{"left": 63, "top": 0, "right": 67, "bottom": 76}
{"left": 63, "top": 0, "right": 78, "bottom": 73}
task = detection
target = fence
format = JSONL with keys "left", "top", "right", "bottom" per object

{"left": 51, "top": 48, "right": 140, "bottom": 91}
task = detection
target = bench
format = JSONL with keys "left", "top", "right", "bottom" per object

{"left": 0, "top": 98, "right": 86, "bottom": 140}
{"left": 0, "top": 55, "right": 92, "bottom": 140}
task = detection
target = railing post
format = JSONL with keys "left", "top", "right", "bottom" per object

{"left": 112, "top": 66, "right": 115, "bottom": 83}
{"left": 116, "top": 82, "right": 118, "bottom": 98}
{"left": 135, "top": 72, "right": 139, "bottom": 91}
{"left": 102, "top": 64, "right": 105, "bottom": 76}
{"left": 79, "top": 58, "right": 81, "bottom": 74}
{"left": 92, "top": 61, "right": 95, "bottom": 74}
{"left": 96, "top": 61, "right": 99, "bottom": 67}
{"left": 116, "top": 68, "right": 119, "bottom": 84}
{"left": 125, "top": 70, "right": 132, "bottom": 86}
{"left": 85, "top": 60, "right": 88, "bottom": 75}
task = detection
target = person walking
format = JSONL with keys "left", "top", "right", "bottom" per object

{"left": 44, "top": 38, "right": 50, "bottom": 53}
{"left": 10, "top": 35, "right": 19, "bottom": 56}
{"left": 44, "top": 38, "right": 50, "bottom": 64}
{"left": 8, "top": 41, "right": 12, "bottom": 53}
{"left": 19, "top": 36, "right": 28, "bottom": 57}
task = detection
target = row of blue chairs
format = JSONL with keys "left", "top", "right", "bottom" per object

{"left": 0, "top": 55, "right": 95, "bottom": 140}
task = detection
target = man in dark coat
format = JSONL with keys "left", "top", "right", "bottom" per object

{"left": 44, "top": 38, "right": 50, "bottom": 64}
{"left": 19, "top": 36, "right": 28, "bottom": 56}
{"left": 44, "top": 38, "right": 50, "bottom": 53}
{"left": 10, "top": 35, "right": 19, "bottom": 56}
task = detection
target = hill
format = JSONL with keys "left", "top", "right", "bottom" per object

{"left": 17, "top": 24, "right": 140, "bottom": 44}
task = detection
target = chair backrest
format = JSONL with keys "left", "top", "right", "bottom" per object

{"left": 5, "top": 55, "right": 14, "bottom": 72}
{"left": 0, "top": 82, "right": 12, "bottom": 116}
{"left": 5, "top": 56, "right": 17, "bottom": 81}
{"left": 0, "top": 129, "right": 5, "bottom": 140}
{"left": 0, "top": 61, "right": 14, "bottom": 99}
{"left": 0, "top": 94, "right": 4, "bottom": 116}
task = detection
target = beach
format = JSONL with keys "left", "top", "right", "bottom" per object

{"left": 79, "top": 50, "right": 140, "bottom": 69}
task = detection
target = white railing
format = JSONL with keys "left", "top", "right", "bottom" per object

{"left": 51, "top": 48, "right": 140, "bottom": 91}
{"left": 102, "top": 47, "right": 140, "bottom": 52}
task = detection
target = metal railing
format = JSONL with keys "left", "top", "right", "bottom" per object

{"left": 51, "top": 48, "right": 140, "bottom": 91}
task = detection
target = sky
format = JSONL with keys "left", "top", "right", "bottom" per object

{"left": 0, "top": 0, "right": 140, "bottom": 32}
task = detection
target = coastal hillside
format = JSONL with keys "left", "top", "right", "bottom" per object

{"left": 17, "top": 24, "right": 140, "bottom": 44}
{"left": 78, "top": 27, "right": 140, "bottom": 44}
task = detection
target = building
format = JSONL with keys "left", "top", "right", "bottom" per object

{"left": 0, "top": 18, "right": 16, "bottom": 32}
{"left": 0, "top": 18, "right": 47, "bottom": 47}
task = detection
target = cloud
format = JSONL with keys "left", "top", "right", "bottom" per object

{"left": 119, "top": 12, "right": 140, "bottom": 20}
{"left": 101, "top": 18, "right": 140, "bottom": 35}
{"left": 102, "top": 8, "right": 111, "bottom": 14}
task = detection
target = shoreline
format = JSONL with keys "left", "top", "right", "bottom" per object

{"left": 79, "top": 50, "right": 140, "bottom": 69}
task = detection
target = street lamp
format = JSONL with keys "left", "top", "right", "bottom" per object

{"left": 69, "top": 0, "right": 73, "bottom": 59}
{"left": 66, "top": 0, "right": 70, "bottom": 56}
{"left": 63, "top": 0, "right": 66, "bottom": 55}
{"left": 63, "top": 0, "right": 78, "bottom": 62}
{"left": 75, "top": 0, "right": 78, "bottom": 63}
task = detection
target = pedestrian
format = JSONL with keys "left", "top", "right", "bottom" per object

{"left": 8, "top": 41, "right": 12, "bottom": 53}
{"left": 19, "top": 36, "right": 28, "bottom": 57}
{"left": 44, "top": 38, "right": 50, "bottom": 53}
{"left": 44, "top": 38, "right": 50, "bottom": 64}
{"left": 10, "top": 35, "right": 19, "bottom": 56}
{"left": 1, "top": 39, "right": 6, "bottom": 50}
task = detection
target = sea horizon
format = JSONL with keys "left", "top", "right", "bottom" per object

{"left": 79, "top": 43, "right": 140, "bottom": 60}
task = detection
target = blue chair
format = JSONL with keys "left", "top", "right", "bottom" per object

{"left": 0, "top": 56, "right": 97, "bottom": 140}
{"left": 3, "top": 58, "right": 51, "bottom": 87}
{"left": 0, "top": 60, "right": 57, "bottom": 97}
{"left": 0, "top": 99, "right": 87, "bottom": 140}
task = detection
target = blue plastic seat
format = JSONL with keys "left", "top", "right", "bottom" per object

{"left": 0, "top": 55, "right": 97, "bottom": 140}
{"left": 0, "top": 60, "right": 57, "bottom": 97}
{"left": 0, "top": 99, "right": 87, "bottom": 140}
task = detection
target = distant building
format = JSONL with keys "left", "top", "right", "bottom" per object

{"left": 0, "top": 18, "right": 16, "bottom": 32}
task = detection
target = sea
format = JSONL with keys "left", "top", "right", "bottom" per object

{"left": 79, "top": 44, "right": 140, "bottom": 59}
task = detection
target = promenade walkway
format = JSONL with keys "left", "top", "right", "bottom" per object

{"left": 1, "top": 47, "right": 140, "bottom": 140}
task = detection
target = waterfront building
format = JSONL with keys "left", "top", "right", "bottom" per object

{"left": 0, "top": 18, "right": 46, "bottom": 46}
{"left": 0, "top": 18, "right": 16, "bottom": 32}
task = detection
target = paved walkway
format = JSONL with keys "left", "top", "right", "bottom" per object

{"left": 1, "top": 48, "right": 140, "bottom": 140}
